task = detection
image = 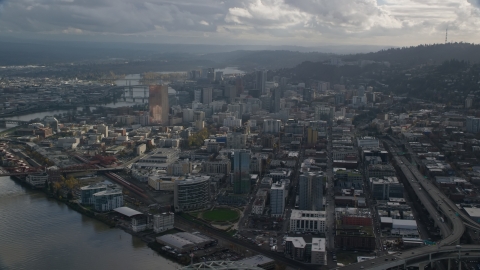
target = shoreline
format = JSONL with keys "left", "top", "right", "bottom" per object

{"left": 7, "top": 175, "right": 188, "bottom": 267}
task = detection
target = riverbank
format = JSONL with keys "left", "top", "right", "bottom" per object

{"left": 7, "top": 175, "right": 189, "bottom": 267}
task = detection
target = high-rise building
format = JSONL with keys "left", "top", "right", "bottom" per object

{"left": 255, "top": 70, "right": 267, "bottom": 94}
{"left": 236, "top": 76, "right": 244, "bottom": 95}
{"left": 271, "top": 88, "right": 281, "bottom": 113}
{"left": 335, "top": 93, "right": 345, "bottom": 105}
{"left": 233, "top": 149, "right": 251, "bottom": 194}
{"left": 466, "top": 97, "right": 473, "bottom": 109}
{"left": 149, "top": 85, "right": 169, "bottom": 125}
{"left": 270, "top": 181, "right": 286, "bottom": 217}
{"left": 299, "top": 172, "right": 324, "bottom": 211}
{"left": 215, "top": 71, "right": 224, "bottom": 81}
{"left": 97, "top": 124, "right": 108, "bottom": 137}
{"left": 202, "top": 87, "right": 213, "bottom": 104}
{"left": 466, "top": 116, "right": 480, "bottom": 133}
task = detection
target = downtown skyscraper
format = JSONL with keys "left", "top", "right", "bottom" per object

{"left": 149, "top": 85, "right": 169, "bottom": 125}
{"left": 232, "top": 149, "right": 251, "bottom": 194}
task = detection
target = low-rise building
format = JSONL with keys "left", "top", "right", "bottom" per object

{"left": 80, "top": 183, "right": 107, "bottom": 205}
{"left": 252, "top": 198, "right": 266, "bottom": 215}
{"left": 153, "top": 212, "right": 174, "bottom": 233}
{"left": 311, "top": 238, "right": 327, "bottom": 265}
{"left": 26, "top": 172, "right": 49, "bottom": 188}
{"left": 285, "top": 237, "right": 307, "bottom": 261}
{"left": 289, "top": 210, "right": 326, "bottom": 233}
{"left": 93, "top": 188, "right": 123, "bottom": 212}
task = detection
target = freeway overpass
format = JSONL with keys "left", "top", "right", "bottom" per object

{"left": 340, "top": 245, "right": 480, "bottom": 270}
{"left": 339, "top": 140, "right": 480, "bottom": 269}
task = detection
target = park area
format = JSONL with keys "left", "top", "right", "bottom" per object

{"left": 201, "top": 208, "right": 240, "bottom": 222}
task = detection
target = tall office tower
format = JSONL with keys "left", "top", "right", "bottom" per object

{"left": 279, "top": 77, "right": 287, "bottom": 98}
{"left": 233, "top": 149, "right": 251, "bottom": 194}
{"left": 207, "top": 68, "right": 216, "bottom": 82}
{"left": 357, "top": 86, "right": 366, "bottom": 97}
{"left": 194, "top": 89, "right": 202, "bottom": 102}
{"left": 335, "top": 93, "right": 345, "bottom": 105}
{"left": 202, "top": 87, "right": 213, "bottom": 105}
{"left": 149, "top": 85, "right": 169, "bottom": 125}
{"left": 255, "top": 70, "right": 267, "bottom": 94}
{"left": 270, "top": 181, "right": 286, "bottom": 217}
{"left": 466, "top": 97, "right": 473, "bottom": 109}
{"left": 299, "top": 172, "right": 325, "bottom": 211}
{"left": 193, "top": 110, "right": 205, "bottom": 130}
{"left": 236, "top": 76, "right": 244, "bottom": 95}
{"left": 271, "top": 88, "right": 281, "bottom": 113}
{"left": 201, "top": 68, "right": 208, "bottom": 78}
{"left": 215, "top": 71, "right": 224, "bottom": 81}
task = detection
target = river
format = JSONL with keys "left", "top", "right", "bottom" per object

{"left": 0, "top": 177, "right": 179, "bottom": 270}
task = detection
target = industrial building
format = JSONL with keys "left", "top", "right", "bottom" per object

{"left": 156, "top": 232, "right": 213, "bottom": 253}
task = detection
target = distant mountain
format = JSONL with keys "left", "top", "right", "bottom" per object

{"left": 342, "top": 43, "right": 480, "bottom": 66}
{"left": 199, "top": 50, "right": 334, "bottom": 70}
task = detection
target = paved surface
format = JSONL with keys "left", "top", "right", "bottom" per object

{"left": 175, "top": 214, "right": 322, "bottom": 270}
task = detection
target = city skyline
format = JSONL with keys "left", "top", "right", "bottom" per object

{"left": 0, "top": 0, "right": 479, "bottom": 47}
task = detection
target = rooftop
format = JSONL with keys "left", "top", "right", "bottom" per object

{"left": 311, "top": 238, "right": 326, "bottom": 252}
{"left": 114, "top": 207, "right": 143, "bottom": 217}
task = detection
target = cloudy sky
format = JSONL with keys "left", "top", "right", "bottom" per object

{"left": 0, "top": 0, "right": 479, "bottom": 46}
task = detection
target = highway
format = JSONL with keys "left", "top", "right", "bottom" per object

{"left": 339, "top": 140, "right": 477, "bottom": 269}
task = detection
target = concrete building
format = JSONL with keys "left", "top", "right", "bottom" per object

{"left": 93, "top": 188, "right": 123, "bottom": 212}
{"left": 226, "top": 132, "right": 247, "bottom": 149}
{"left": 356, "top": 136, "right": 380, "bottom": 148}
{"left": 153, "top": 212, "right": 174, "bottom": 233}
{"left": 285, "top": 237, "right": 306, "bottom": 261}
{"left": 263, "top": 119, "right": 281, "bottom": 133}
{"left": 149, "top": 85, "right": 169, "bottom": 125}
{"left": 136, "top": 143, "right": 146, "bottom": 156}
{"left": 80, "top": 183, "right": 107, "bottom": 205}
{"left": 167, "top": 160, "right": 192, "bottom": 176}
{"left": 202, "top": 87, "right": 213, "bottom": 104}
{"left": 311, "top": 238, "right": 327, "bottom": 265}
{"left": 298, "top": 172, "right": 325, "bottom": 211}
{"left": 202, "top": 159, "right": 231, "bottom": 175}
{"left": 370, "top": 177, "right": 404, "bottom": 200}
{"left": 289, "top": 210, "right": 326, "bottom": 233}
{"left": 252, "top": 198, "right": 266, "bottom": 215}
{"left": 270, "top": 181, "right": 286, "bottom": 217}
{"left": 223, "top": 116, "right": 242, "bottom": 128}
{"left": 26, "top": 172, "right": 49, "bottom": 188}
{"left": 174, "top": 176, "right": 211, "bottom": 211}
{"left": 466, "top": 116, "right": 480, "bottom": 133}
{"left": 97, "top": 124, "right": 108, "bottom": 137}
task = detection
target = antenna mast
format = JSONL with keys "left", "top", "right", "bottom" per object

{"left": 445, "top": 26, "right": 448, "bottom": 44}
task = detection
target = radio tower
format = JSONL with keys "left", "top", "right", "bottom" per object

{"left": 445, "top": 26, "right": 448, "bottom": 44}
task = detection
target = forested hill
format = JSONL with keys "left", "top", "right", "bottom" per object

{"left": 343, "top": 43, "right": 480, "bottom": 66}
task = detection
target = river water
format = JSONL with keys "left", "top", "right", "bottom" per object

{"left": 0, "top": 177, "right": 179, "bottom": 270}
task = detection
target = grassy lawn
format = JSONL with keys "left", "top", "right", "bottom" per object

{"left": 227, "top": 229, "right": 237, "bottom": 236}
{"left": 202, "top": 208, "right": 239, "bottom": 222}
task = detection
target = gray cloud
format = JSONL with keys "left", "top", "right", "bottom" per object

{"left": 0, "top": 0, "right": 478, "bottom": 45}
